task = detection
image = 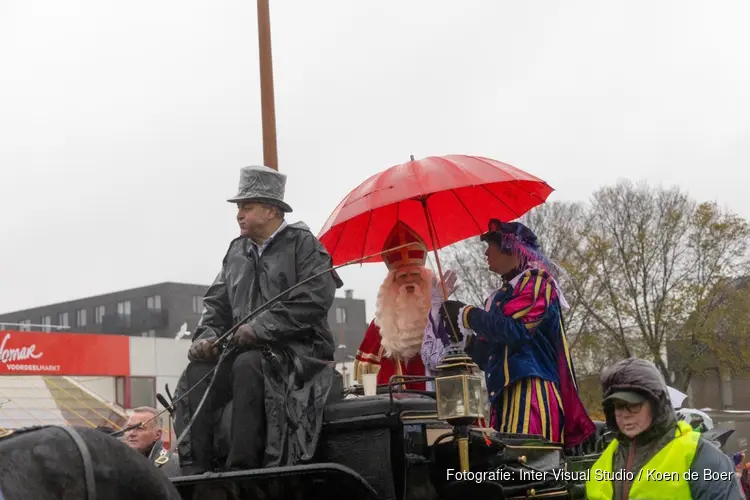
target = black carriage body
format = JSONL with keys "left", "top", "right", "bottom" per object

{"left": 170, "top": 389, "right": 602, "bottom": 500}
{"left": 170, "top": 392, "right": 439, "bottom": 500}
{"left": 318, "top": 393, "right": 439, "bottom": 500}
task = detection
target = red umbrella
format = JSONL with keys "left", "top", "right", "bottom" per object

{"left": 318, "top": 154, "right": 554, "bottom": 266}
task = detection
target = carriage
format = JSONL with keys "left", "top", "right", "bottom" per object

{"left": 165, "top": 341, "right": 739, "bottom": 500}
{"left": 169, "top": 371, "right": 608, "bottom": 500}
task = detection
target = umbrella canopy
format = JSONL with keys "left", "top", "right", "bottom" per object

{"left": 677, "top": 408, "right": 715, "bottom": 431}
{"left": 668, "top": 386, "right": 688, "bottom": 409}
{"left": 318, "top": 155, "right": 553, "bottom": 265}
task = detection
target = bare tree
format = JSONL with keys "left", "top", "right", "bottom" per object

{"left": 436, "top": 236, "right": 503, "bottom": 307}
{"left": 437, "top": 201, "right": 604, "bottom": 370}
{"left": 439, "top": 200, "right": 587, "bottom": 303}
{"left": 672, "top": 279, "right": 750, "bottom": 386}
{"left": 575, "top": 181, "right": 750, "bottom": 388}
{"left": 437, "top": 182, "right": 750, "bottom": 389}
{"left": 520, "top": 201, "right": 602, "bottom": 352}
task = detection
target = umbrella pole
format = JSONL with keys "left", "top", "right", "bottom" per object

{"left": 421, "top": 199, "right": 475, "bottom": 474}
{"left": 421, "top": 200, "right": 449, "bottom": 300}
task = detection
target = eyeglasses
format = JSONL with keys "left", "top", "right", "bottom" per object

{"left": 614, "top": 401, "right": 644, "bottom": 414}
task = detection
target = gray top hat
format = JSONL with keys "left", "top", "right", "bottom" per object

{"left": 227, "top": 165, "right": 293, "bottom": 213}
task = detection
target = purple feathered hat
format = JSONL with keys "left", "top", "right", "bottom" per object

{"left": 480, "top": 219, "right": 558, "bottom": 276}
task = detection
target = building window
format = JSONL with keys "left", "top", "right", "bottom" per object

{"left": 117, "top": 301, "right": 131, "bottom": 328}
{"left": 19, "top": 319, "right": 31, "bottom": 332}
{"left": 335, "top": 307, "right": 347, "bottom": 324}
{"left": 192, "top": 296, "right": 203, "bottom": 314}
{"left": 115, "top": 377, "right": 126, "bottom": 407}
{"left": 117, "top": 301, "right": 131, "bottom": 317}
{"left": 146, "top": 295, "right": 161, "bottom": 311}
{"left": 115, "top": 376, "right": 156, "bottom": 409}
{"left": 40, "top": 315, "right": 52, "bottom": 333}
{"left": 94, "top": 305, "right": 105, "bottom": 324}
{"left": 130, "top": 377, "right": 156, "bottom": 408}
{"left": 76, "top": 308, "right": 87, "bottom": 327}
{"left": 58, "top": 312, "right": 69, "bottom": 328}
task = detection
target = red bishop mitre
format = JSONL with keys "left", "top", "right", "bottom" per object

{"left": 382, "top": 221, "right": 427, "bottom": 271}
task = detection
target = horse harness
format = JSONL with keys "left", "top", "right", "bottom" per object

{"left": 0, "top": 425, "right": 97, "bottom": 500}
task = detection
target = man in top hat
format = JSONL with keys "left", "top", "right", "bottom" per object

{"left": 353, "top": 221, "right": 458, "bottom": 391}
{"left": 439, "top": 220, "right": 595, "bottom": 447}
{"left": 173, "top": 165, "right": 342, "bottom": 476}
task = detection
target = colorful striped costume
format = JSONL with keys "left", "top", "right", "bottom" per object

{"left": 457, "top": 267, "right": 595, "bottom": 446}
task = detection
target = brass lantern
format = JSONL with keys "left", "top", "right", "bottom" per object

{"left": 434, "top": 342, "right": 486, "bottom": 473}
{"left": 434, "top": 344, "right": 485, "bottom": 424}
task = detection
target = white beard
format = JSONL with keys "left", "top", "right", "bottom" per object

{"left": 374, "top": 268, "right": 433, "bottom": 360}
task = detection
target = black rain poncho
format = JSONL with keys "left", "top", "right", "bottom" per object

{"left": 175, "top": 221, "right": 342, "bottom": 467}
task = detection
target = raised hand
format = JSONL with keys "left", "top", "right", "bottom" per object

{"left": 431, "top": 269, "right": 460, "bottom": 305}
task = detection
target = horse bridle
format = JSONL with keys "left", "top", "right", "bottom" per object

{"left": 0, "top": 425, "right": 96, "bottom": 500}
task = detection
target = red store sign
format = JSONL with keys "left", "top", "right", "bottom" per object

{"left": 0, "top": 330, "right": 130, "bottom": 376}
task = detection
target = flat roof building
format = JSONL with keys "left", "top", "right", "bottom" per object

{"left": 0, "top": 282, "right": 369, "bottom": 433}
{"left": 0, "top": 282, "right": 210, "bottom": 339}
{"left": 0, "top": 283, "right": 369, "bottom": 353}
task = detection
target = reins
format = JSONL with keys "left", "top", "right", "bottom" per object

{"left": 110, "top": 241, "right": 426, "bottom": 466}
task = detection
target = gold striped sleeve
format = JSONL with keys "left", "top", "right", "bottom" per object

{"left": 461, "top": 306, "right": 475, "bottom": 329}
{"left": 511, "top": 275, "right": 543, "bottom": 320}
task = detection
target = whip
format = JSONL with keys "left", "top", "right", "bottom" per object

{"left": 111, "top": 241, "right": 427, "bottom": 465}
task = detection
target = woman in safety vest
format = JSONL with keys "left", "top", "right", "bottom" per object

{"left": 585, "top": 357, "right": 744, "bottom": 499}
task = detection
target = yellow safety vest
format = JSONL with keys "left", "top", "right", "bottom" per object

{"left": 586, "top": 420, "right": 700, "bottom": 499}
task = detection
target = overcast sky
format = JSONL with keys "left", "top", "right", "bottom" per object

{"left": 2, "top": 0, "right": 749, "bottom": 322}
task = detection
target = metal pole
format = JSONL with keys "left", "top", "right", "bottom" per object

{"left": 257, "top": 0, "right": 279, "bottom": 171}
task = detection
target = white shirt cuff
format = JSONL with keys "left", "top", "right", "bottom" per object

{"left": 456, "top": 305, "right": 476, "bottom": 348}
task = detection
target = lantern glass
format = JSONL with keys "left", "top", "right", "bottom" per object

{"left": 435, "top": 374, "right": 486, "bottom": 421}
{"left": 436, "top": 375, "right": 465, "bottom": 420}
{"left": 466, "top": 375, "right": 485, "bottom": 418}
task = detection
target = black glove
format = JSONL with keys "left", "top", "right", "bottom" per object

{"left": 233, "top": 323, "right": 259, "bottom": 347}
{"left": 188, "top": 337, "right": 219, "bottom": 361}
{"left": 439, "top": 299, "right": 467, "bottom": 342}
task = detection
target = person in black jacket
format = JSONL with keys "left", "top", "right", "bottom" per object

{"left": 173, "top": 165, "right": 341, "bottom": 477}
{"left": 123, "top": 407, "right": 180, "bottom": 478}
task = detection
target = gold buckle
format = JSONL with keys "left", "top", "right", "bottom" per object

{"left": 155, "top": 455, "right": 169, "bottom": 465}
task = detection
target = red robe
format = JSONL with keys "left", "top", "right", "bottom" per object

{"left": 354, "top": 320, "right": 426, "bottom": 391}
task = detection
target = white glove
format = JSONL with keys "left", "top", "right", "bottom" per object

{"left": 431, "top": 270, "right": 459, "bottom": 306}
